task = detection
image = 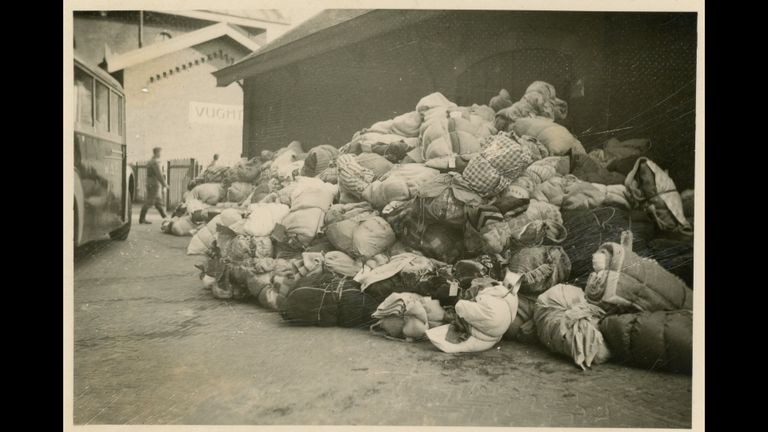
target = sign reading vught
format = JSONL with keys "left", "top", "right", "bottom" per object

{"left": 189, "top": 102, "right": 243, "bottom": 126}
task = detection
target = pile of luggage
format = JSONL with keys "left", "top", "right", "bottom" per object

{"left": 171, "top": 81, "right": 695, "bottom": 374}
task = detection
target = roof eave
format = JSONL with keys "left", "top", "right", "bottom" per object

{"left": 150, "top": 10, "right": 291, "bottom": 27}
{"left": 213, "top": 9, "right": 448, "bottom": 87}
{"left": 106, "top": 23, "right": 261, "bottom": 73}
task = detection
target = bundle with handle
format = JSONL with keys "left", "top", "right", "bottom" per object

{"left": 584, "top": 236, "right": 693, "bottom": 313}
{"left": 559, "top": 207, "right": 657, "bottom": 284}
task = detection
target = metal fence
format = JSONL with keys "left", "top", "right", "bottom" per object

{"left": 133, "top": 158, "right": 202, "bottom": 210}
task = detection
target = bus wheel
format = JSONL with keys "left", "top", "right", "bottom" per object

{"left": 109, "top": 193, "right": 132, "bottom": 241}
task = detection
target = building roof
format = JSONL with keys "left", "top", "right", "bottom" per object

{"left": 213, "top": 9, "right": 446, "bottom": 86}
{"left": 239, "top": 9, "right": 372, "bottom": 61}
{"left": 105, "top": 23, "right": 261, "bottom": 73}
{"left": 153, "top": 10, "right": 290, "bottom": 28}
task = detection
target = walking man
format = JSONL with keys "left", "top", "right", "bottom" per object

{"left": 207, "top": 153, "right": 220, "bottom": 170}
{"left": 139, "top": 147, "right": 168, "bottom": 224}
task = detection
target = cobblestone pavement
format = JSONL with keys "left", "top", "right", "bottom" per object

{"left": 71, "top": 205, "right": 692, "bottom": 427}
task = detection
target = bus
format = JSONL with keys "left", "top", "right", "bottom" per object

{"left": 73, "top": 54, "right": 134, "bottom": 246}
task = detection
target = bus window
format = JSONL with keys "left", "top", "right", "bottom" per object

{"left": 117, "top": 95, "right": 123, "bottom": 136}
{"left": 75, "top": 67, "right": 93, "bottom": 127}
{"left": 110, "top": 90, "right": 121, "bottom": 136}
{"left": 95, "top": 81, "right": 109, "bottom": 132}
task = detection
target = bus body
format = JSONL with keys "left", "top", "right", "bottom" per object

{"left": 73, "top": 54, "right": 133, "bottom": 246}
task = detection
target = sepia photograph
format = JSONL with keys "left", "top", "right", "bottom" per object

{"left": 64, "top": 0, "right": 704, "bottom": 429}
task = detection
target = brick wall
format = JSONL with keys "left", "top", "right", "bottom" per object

{"left": 243, "top": 10, "right": 697, "bottom": 189}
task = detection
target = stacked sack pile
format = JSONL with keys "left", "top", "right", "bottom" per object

{"left": 186, "top": 81, "right": 695, "bottom": 374}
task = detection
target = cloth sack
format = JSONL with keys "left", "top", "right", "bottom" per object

{"left": 243, "top": 203, "right": 290, "bottom": 237}
{"left": 220, "top": 234, "right": 273, "bottom": 262}
{"left": 287, "top": 176, "right": 338, "bottom": 212}
{"left": 337, "top": 289, "right": 380, "bottom": 328}
{"left": 463, "top": 133, "right": 546, "bottom": 198}
{"left": 600, "top": 310, "right": 692, "bottom": 374}
{"left": 489, "top": 89, "right": 513, "bottom": 112}
{"left": 187, "top": 215, "right": 221, "bottom": 255}
{"left": 400, "top": 217, "right": 465, "bottom": 264}
{"left": 324, "top": 203, "right": 393, "bottom": 258}
{"left": 189, "top": 165, "right": 230, "bottom": 190}
{"left": 512, "top": 117, "right": 586, "bottom": 155}
{"left": 324, "top": 251, "right": 364, "bottom": 277}
{"left": 371, "top": 292, "right": 445, "bottom": 342}
{"left": 337, "top": 154, "right": 376, "bottom": 200}
{"left": 354, "top": 252, "right": 435, "bottom": 292}
{"left": 561, "top": 182, "right": 631, "bottom": 211}
{"left": 281, "top": 285, "right": 341, "bottom": 326}
{"left": 504, "top": 293, "right": 537, "bottom": 343}
{"left": 226, "top": 182, "right": 256, "bottom": 203}
{"left": 420, "top": 116, "right": 483, "bottom": 170}
{"left": 494, "top": 81, "right": 569, "bottom": 131}
{"left": 507, "top": 246, "right": 572, "bottom": 296}
{"left": 624, "top": 157, "right": 692, "bottom": 235}
{"left": 275, "top": 207, "right": 326, "bottom": 248}
{"left": 189, "top": 183, "right": 226, "bottom": 205}
{"left": 226, "top": 158, "right": 264, "bottom": 184}
{"left": 534, "top": 284, "right": 611, "bottom": 369}
{"left": 569, "top": 152, "right": 626, "bottom": 185}
{"left": 480, "top": 200, "right": 566, "bottom": 255}
{"left": 367, "top": 110, "right": 422, "bottom": 137}
{"left": 559, "top": 207, "right": 657, "bottom": 284}
{"left": 186, "top": 211, "right": 244, "bottom": 255}
{"left": 362, "top": 164, "right": 439, "bottom": 209}
{"left": 162, "top": 215, "right": 197, "bottom": 237}
{"left": 427, "top": 275, "right": 520, "bottom": 353}
{"left": 584, "top": 240, "right": 693, "bottom": 313}
{"left": 301, "top": 145, "right": 339, "bottom": 177}
{"left": 589, "top": 137, "right": 651, "bottom": 167}
{"left": 413, "top": 172, "right": 484, "bottom": 227}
